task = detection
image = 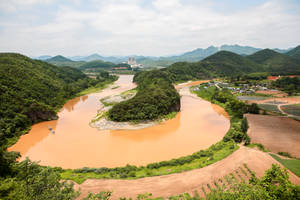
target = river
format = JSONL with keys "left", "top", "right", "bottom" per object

{"left": 8, "top": 75, "right": 230, "bottom": 169}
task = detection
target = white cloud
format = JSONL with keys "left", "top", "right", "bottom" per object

{"left": 0, "top": 0, "right": 299, "bottom": 56}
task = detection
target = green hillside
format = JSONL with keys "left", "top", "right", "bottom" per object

{"left": 79, "top": 60, "right": 115, "bottom": 70}
{"left": 247, "top": 49, "right": 300, "bottom": 74}
{"left": 201, "top": 51, "right": 263, "bottom": 76}
{"left": 45, "top": 55, "right": 85, "bottom": 68}
{"left": 0, "top": 53, "right": 114, "bottom": 142}
{"left": 286, "top": 45, "right": 300, "bottom": 60}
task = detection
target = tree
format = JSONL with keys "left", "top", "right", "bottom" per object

{"left": 241, "top": 117, "right": 249, "bottom": 133}
{"left": 0, "top": 158, "right": 79, "bottom": 200}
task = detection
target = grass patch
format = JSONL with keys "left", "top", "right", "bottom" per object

{"left": 77, "top": 79, "right": 117, "bottom": 96}
{"left": 281, "top": 104, "right": 300, "bottom": 116}
{"left": 61, "top": 141, "right": 239, "bottom": 184}
{"left": 120, "top": 88, "right": 137, "bottom": 98}
{"left": 270, "top": 154, "right": 300, "bottom": 177}
{"left": 100, "top": 97, "right": 118, "bottom": 107}
{"left": 158, "top": 112, "right": 178, "bottom": 121}
{"left": 112, "top": 86, "right": 120, "bottom": 89}
{"left": 278, "top": 152, "right": 294, "bottom": 158}
{"left": 246, "top": 143, "right": 269, "bottom": 152}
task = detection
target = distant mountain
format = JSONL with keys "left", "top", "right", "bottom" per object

{"left": 247, "top": 49, "right": 300, "bottom": 73}
{"left": 201, "top": 51, "right": 263, "bottom": 75}
{"left": 161, "top": 45, "right": 264, "bottom": 63}
{"left": 68, "top": 56, "right": 86, "bottom": 61}
{"left": 220, "top": 45, "right": 261, "bottom": 55}
{"left": 45, "top": 55, "right": 85, "bottom": 68}
{"left": 82, "top": 54, "right": 105, "bottom": 62}
{"left": 35, "top": 55, "right": 52, "bottom": 60}
{"left": 46, "top": 55, "right": 73, "bottom": 62}
{"left": 273, "top": 48, "right": 291, "bottom": 54}
{"left": 285, "top": 45, "right": 300, "bottom": 60}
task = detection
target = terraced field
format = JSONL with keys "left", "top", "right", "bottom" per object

{"left": 74, "top": 146, "right": 300, "bottom": 199}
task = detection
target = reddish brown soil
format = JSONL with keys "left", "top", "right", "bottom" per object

{"left": 246, "top": 114, "right": 300, "bottom": 158}
{"left": 75, "top": 146, "right": 300, "bottom": 199}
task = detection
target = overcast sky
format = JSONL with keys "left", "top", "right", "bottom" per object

{"left": 0, "top": 0, "right": 300, "bottom": 57}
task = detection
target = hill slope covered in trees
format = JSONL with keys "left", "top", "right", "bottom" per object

{"left": 0, "top": 53, "right": 115, "bottom": 141}
{"left": 286, "top": 45, "right": 300, "bottom": 60}
{"left": 247, "top": 49, "right": 300, "bottom": 74}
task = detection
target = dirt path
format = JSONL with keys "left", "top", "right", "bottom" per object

{"left": 75, "top": 146, "right": 300, "bottom": 199}
{"left": 246, "top": 114, "right": 300, "bottom": 158}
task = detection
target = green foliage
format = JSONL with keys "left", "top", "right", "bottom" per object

{"left": 247, "top": 143, "right": 269, "bottom": 152}
{"left": 84, "top": 164, "right": 300, "bottom": 200}
{"left": 0, "top": 53, "right": 115, "bottom": 142}
{"left": 278, "top": 152, "right": 293, "bottom": 158}
{"left": 0, "top": 53, "right": 118, "bottom": 199}
{"left": 272, "top": 77, "right": 300, "bottom": 95}
{"left": 241, "top": 72, "right": 269, "bottom": 80}
{"left": 0, "top": 158, "right": 79, "bottom": 200}
{"left": 270, "top": 154, "right": 300, "bottom": 177}
{"left": 61, "top": 141, "right": 238, "bottom": 183}
{"left": 82, "top": 191, "right": 112, "bottom": 200}
{"left": 162, "top": 61, "right": 214, "bottom": 82}
{"left": 108, "top": 70, "right": 180, "bottom": 121}
{"left": 241, "top": 117, "right": 248, "bottom": 133}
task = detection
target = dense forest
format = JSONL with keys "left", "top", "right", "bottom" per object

{"left": 0, "top": 53, "right": 116, "bottom": 142}
{"left": 285, "top": 45, "right": 300, "bottom": 60}
{"left": 0, "top": 53, "right": 119, "bottom": 199}
{"left": 272, "top": 77, "right": 300, "bottom": 95}
{"left": 162, "top": 49, "right": 300, "bottom": 82}
{"left": 247, "top": 49, "right": 300, "bottom": 74}
{"left": 108, "top": 70, "right": 180, "bottom": 121}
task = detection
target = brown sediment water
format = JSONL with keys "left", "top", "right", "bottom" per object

{"left": 8, "top": 75, "right": 230, "bottom": 169}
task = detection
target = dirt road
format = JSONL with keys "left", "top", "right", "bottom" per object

{"left": 75, "top": 146, "right": 300, "bottom": 199}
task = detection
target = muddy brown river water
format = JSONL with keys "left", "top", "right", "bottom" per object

{"left": 9, "top": 75, "right": 230, "bottom": 169}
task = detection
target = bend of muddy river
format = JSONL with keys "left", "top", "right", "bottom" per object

{"left": 9, "top": 75, "right": 230, "bottom": 169}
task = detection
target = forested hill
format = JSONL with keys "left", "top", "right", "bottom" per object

{"left": 247, "top": 49, "right": 300, "bottom": 74}
{"left": 0, "top": 53, "right": 115, "bottom": 141}
{"left": 286, "top": 45, "right": 300, "bottom": 60}
{"left": 201, "top": 51, "right": 263, "bottom": 74}
{"left": 162, "top": 51, "right": 263, "bottom": 82}
{"left": 163, "top": 49, "right": 300, "bottom": 82}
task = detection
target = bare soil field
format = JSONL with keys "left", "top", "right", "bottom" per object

{"left": 246, "top": 114, "right": 300, "bottom": 158}
{"left": 75, "top": 146, "right": 300, "bottom": 199}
